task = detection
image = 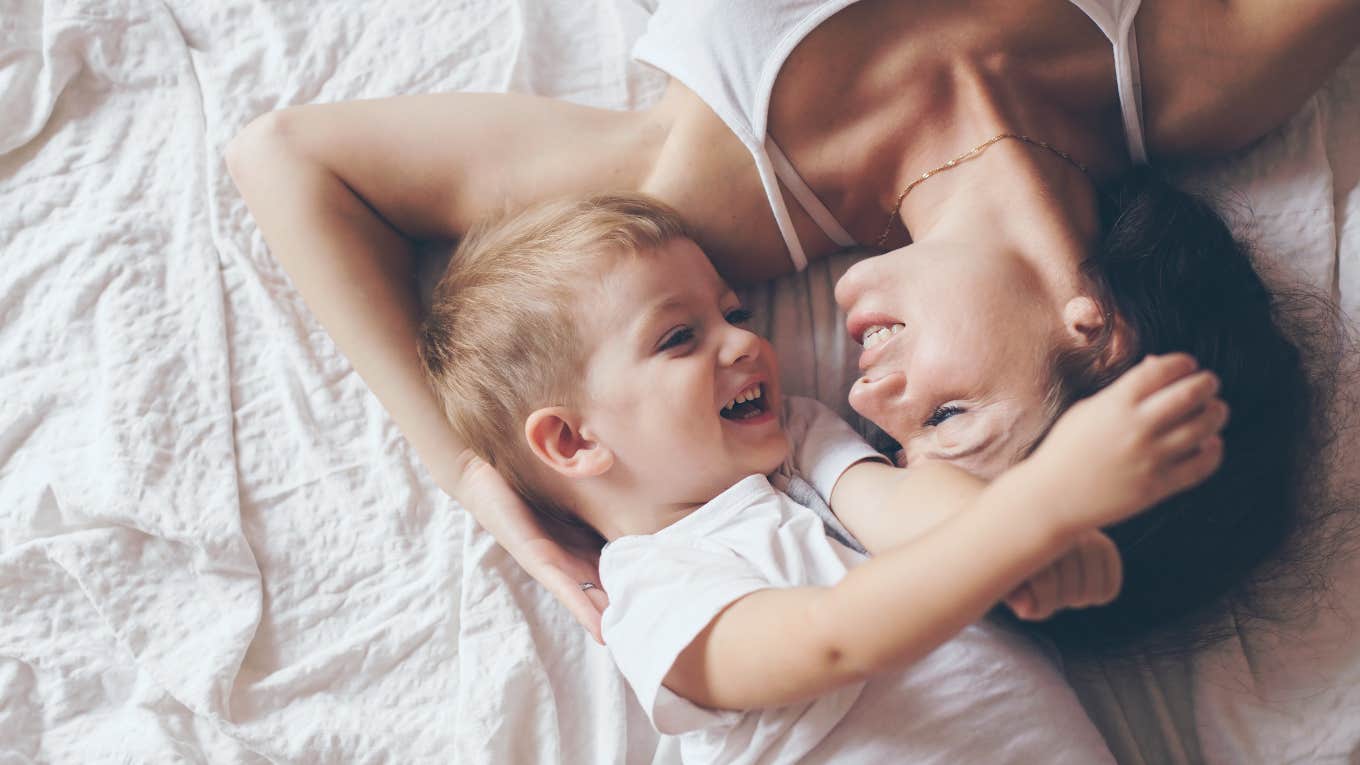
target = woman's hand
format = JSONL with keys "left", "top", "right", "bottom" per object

{"left": 516, "top": 537, "right": 611, "bottom": 645}
{"left": 227, "top": 102, "right": 616, "bottom": 642}
{"left": 1003, "top": 530, "right": 1121, "bottom": 621}
{"left": 455, "top": 451, "right": 610, "bottom": 643}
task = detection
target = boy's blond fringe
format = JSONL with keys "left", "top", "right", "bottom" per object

{"left": 417, "top": 193, "right": 691, "bottom": 522}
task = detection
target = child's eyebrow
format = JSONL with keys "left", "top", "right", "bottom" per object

{"left": 628, "top": 296, "right": 688, "bottom": 349}
{"left": 636, "top": 285, "right": 734, "bottom": 340}
{"left": 638, "top": 296, "right": 690, "bottom": 330}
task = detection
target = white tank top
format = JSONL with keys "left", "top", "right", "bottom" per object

{"left": 633, "top": 0, "right": 1147, "bottom": 270}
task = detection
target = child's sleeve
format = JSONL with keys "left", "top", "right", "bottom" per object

{"left": 599, "top": 537, "right": 770, "bottom": 735}
{"left": 783, "top": 396, "right": 889, "bottom": 503}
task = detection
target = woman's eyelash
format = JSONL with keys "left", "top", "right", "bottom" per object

{"left": 924, "top": 405, "right": 965, "bottom": 427}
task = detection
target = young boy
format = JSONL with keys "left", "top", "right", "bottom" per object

{"left": 418, "top": 194, "right": 1227, "bottom": 763}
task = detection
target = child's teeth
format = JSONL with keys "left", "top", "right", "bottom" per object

{"left": 723, "top": 384, "right": 765, "bottom": 414}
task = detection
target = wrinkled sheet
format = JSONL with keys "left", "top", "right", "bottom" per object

{"left": 1, "top": 1, "right": 662, "bottom": 762}
{"left": 0, "top": 0, "right": 1356, "bottom": 761}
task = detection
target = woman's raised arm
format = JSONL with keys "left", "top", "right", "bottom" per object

{"left": 1139, "top": 0, "right": 1360, "bottom": 157}
{"left": 223, "top": 93, "right": 645, "bottom": 640}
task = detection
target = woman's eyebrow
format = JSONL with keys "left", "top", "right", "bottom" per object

{"left": 929, "top": 428, "right": 1000, "bottom": 468}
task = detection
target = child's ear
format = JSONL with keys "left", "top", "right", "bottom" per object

{"left": 525, "top": 407, "right": 613, "bottom": 478}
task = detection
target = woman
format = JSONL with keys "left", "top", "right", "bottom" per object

{"left": 226, "top": 0, "right": 1358, "bottom": 650}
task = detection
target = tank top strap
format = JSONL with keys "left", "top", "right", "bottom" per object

{"left": 766, "top": 138, "right": 858, "bottom": 249}
{"left": 1067, "top": 0, "right": 1149, "bottom": 163}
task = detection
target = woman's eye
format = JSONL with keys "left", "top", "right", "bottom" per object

{"left": 725, "top": 308, "right": 752, "bottom": 325}
{"left": 924, "top": 405, "right": 965, "bottom": 427}
{"left": 658, "top": 327, "right": 695, "bottom": 351}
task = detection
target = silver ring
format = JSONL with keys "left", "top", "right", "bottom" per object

{"left": 579, "top": 582, "right": 596, "bottom": 592}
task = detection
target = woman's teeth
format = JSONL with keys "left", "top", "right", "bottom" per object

{"left": 861, "top": 324, "right": 904, "bottom": 350}
{"left": 722, "top": 383, "right": 763, "bottom": 413}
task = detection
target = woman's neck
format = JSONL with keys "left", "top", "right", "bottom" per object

{"left": 898, "top": 137, "right": 1101, "bottom": 294}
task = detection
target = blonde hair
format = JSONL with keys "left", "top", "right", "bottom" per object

{"left": 418, "top": 193, "right": 691, "bottom": 520}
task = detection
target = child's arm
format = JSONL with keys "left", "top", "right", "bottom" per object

{"left": 665, "top": 354, "right": 1226, "bottom": 710}
{"left": 832, "top": 460, "right": 1121, "bottom": 620}
{"left": 829, "top": 459, "right": 985, "bottom": 555}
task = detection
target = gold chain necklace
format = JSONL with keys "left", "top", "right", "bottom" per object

{"left": 874, "top": 133, "right": 1090, "bottom": 248}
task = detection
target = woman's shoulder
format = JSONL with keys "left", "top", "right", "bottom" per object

{"left": 1134, "top": 0, "right": 1359, "bottom": 157}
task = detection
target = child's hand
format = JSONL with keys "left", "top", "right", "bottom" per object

{"left": 1031, "top": 353, "right": 1228, "bottom": 532}
{"left": 1004, "top": 530, "right": 1121, "bottom": 620}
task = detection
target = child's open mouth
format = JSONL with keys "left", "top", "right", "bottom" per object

{"left": 720, "top": 383, "right": 769, "bottom": 421}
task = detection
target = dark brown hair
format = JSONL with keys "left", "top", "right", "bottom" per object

{"left": 1029, "top": 167, "right": 1352, "bottom": 657}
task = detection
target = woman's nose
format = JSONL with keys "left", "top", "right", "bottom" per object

{"left": 836, "top": 248, "right": 905, "bottom": 312}
{"left": 834, "top": 256, "right": 878, "bottom": 311}
{"left": 847, "top": 370, "right": 908, "bottom": 430}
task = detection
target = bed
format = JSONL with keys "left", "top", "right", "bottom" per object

{"left": 1, "top": 1, "right": 1356, "bottom": 762}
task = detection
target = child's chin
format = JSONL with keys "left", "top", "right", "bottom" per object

{"left": 718, "top": 454, "right": 785, "bottom": 485}
{"left": 754, "top": 442, "right": 791, "bottom": 475}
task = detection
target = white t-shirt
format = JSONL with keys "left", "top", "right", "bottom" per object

{"left": 600, "top": 397, "right": 1114, "bottom": 764}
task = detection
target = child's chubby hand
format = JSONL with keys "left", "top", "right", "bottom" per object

{"left": 1028, "top": 353, "right": 1228, "bottom": 533}
{"left": 1004, "top": 530, "right": 1121, "bottom": 620}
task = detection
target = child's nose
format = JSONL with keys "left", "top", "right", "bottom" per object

{"left": 718, "top": 325, "right": 760, "bottom": 366}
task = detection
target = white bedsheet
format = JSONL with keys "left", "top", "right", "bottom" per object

{"left": 0, "top": 1, "right": 1356, "bottom": 762}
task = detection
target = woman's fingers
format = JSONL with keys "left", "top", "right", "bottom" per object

{"left": 543, "top": 572, "right": 608, "bottom": 644}
{"left": 536, "top": 557, "right": 609, "bottom": 644}
{"left": 517, "top": 536, "right": 610, "bottom": 644}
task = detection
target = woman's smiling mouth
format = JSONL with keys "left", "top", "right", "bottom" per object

{"left": 861, "top": 323, "right": 904, "bottom": 350}
{"left": 847, "top": 311, "right": 908, "bottom": 370}
{"left": 853, "top": 324, "right": 907, "bottom": 372}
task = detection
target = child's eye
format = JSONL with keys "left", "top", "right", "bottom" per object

{"left": 924, "top": 405, "right": 965, "bottom": 427}
{"left": 725, "top": 308, "right": 752, "bottom": 325}
{"left": 658, "top": 327, "right": 695, "bottom": 351}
